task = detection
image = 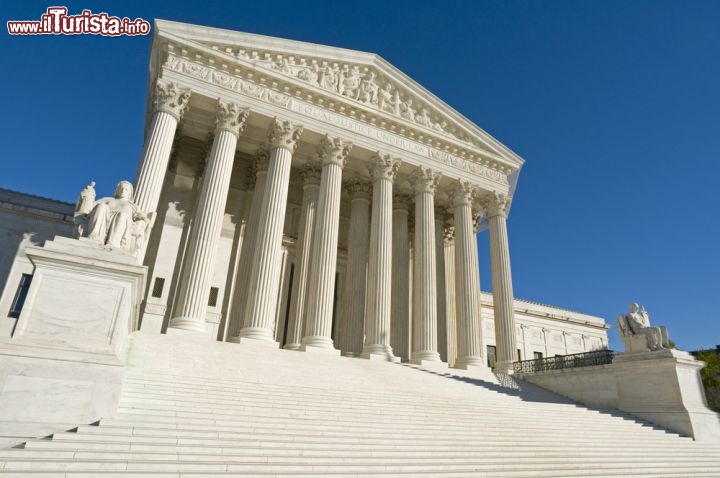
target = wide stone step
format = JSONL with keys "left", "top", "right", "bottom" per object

{"left": 111, "top": 406, "right": 682, "bottom": 440}
{"left": 3, "top": 457, "right": 720, "bottom": 475}
{"left": 44, "top": 432, "right": 703, "bottom": 451}
{"left": 26, "top": 438, "right": 717, "bottom": 456}
{"left": 98, "top": 416, "right": 677, "bottom": 440}
{"left": 5, "top": 448, "right": 720, "bottom": 465}
{"left": 75, "top": 423, "right": 682, "bottom": 446}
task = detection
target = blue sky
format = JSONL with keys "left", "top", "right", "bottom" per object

{"left": 3, "top": 1, "right": 719, "bottom": 351}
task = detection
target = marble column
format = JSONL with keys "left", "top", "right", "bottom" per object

{"left": 226, "top": 150, "right": 270, "bottom": 342}
{"left": 390, "top": 194, "right": 411, "bottom": 362}
{"left": 301, "top": 135, "right": 352, "bottom": 351}
{"left": 362, "top": 154, "right": 400, "bottom": 360}
{"left": 435, "top": 207, "right": 448, "bottom": 362}
{"left": 443, "top": 227, "right": 458, "bottom": 366}
{"left": 452, "top": 181, "right": 485, "bottom": 368}
{"left": 169, "top": 101, "right": 249, "bottom": 333}
{"left": 283, "top": 166, "right": 322, "bottom": 350}
{"left": 240, "top": 119, "right": 303, "bottom": 341}
{"left": 484, "top": 192, "right": 517, "bottom": 374}
{"left": 134, "top": 80, "right": 191, "bottom": 216}
{"left": 337, "top": 179, "right": 371, "bottom": 356}
{"left": 411, "top": 167, "right": 442, "bottom": 364}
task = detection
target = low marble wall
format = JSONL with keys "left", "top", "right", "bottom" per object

{"left": 521, "top": 349, "right": 720, "bottom": 441}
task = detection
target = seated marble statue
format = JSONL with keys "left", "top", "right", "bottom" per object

{"left": 617, "top": 303, "right": 670, "bottom": 352}
{"left": 74, "top": 180, "right": 154, "bottom": 254}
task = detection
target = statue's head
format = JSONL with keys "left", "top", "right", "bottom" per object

{"left": 630, "top": 303, "right": 639, "bottom": 313}
{"left": 114, "top": 181, "right": 133, "bottom": 200}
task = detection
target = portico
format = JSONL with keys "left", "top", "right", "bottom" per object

{"left": 136, "top": 20, "right": 523, "bottom": 372}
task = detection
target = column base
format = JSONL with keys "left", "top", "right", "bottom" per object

{"left": 361, "top": 344, "right": 400, "bottom": 363}
{"left": 239, "top": 326, "right": 275, "bottom": 342}
{"left": 283, "top": 343, "right": 302, "bottom": 351}
{"left": 300, "top": 344, "right": 341, "bottom": 355}
{"left": 454, "top": 355, "right": 487, "bottom": 370}
{"left": 410, "top": 350, "right": 441, "bottom": 362}
{"left": 301, "top": 335, "right": 336, "bottom": 350}
{"left": 228, "top": 336, "right": 280, "bottom": 349}
{"left": 167, "top": 317, "right": 207, "bottom": 334}
{"left": 409, "top": 358, "right": 449, "bottom": 371}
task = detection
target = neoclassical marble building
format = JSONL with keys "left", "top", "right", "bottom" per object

{"left": 0, "top": 20, "right": 609, "bottom": 373}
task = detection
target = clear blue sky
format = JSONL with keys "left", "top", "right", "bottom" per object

{"left": 3, "top": 1, "right": 718, "bottom": 351}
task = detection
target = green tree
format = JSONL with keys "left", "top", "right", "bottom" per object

{"left": 697, "top": 350, "right": 720, "bottom": 412}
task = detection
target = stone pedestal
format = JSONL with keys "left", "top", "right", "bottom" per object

{"left": 0, "top": 236, "right": 146, "bottom": 447}
{"left": 521, "top": 348, "right": 720, "bottom": 442}
{"left": 613, "top": 349, "right": 720, "bottom": 441}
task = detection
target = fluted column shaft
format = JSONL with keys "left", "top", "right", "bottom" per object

{"left": 390, "top": 195, "right": 411, "bottom": 362}
{"left": 283, "top": 167, "right": 321, "bottom": 350}
{"left": 241, "top": 120, "right": 303, "bottom": 341}
{"left": 134, "top": 81, "right": 190, "bottom": 216}
{"left": 169, "top": 102, "right": 249, "bottom": 333}
{"left": 226, "top": 154, "right": 269, "bottom": 341}
{"left": 453, "top": 182, "right": 485, "bottom": 368}
{"left": 302, "top": 136, "right": 352, "bottom": 350}
{"left": 486, "top": 193, "right": 517, "bottom": 374}
{"left": 362, "top": 154, "right": 399, "bottom": 359}
{"left": 411, "top": 168, "right": 441, "bottom": 363}
{"left": 435, "top": 210, "right": 448, "bottom": 362}
{"left": 337, "top": 180, "right": 371, "bottom": 356}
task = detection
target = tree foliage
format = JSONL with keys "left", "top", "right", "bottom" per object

{"left": 697, "top": 350, "right": 720, "bottom": 412}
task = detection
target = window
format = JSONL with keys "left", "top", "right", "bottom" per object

{"left": 517, "top": 349, "right": 522, "bottom": 362}
{"left": 9, "top": 274, "right": 32, "bottom": 319}
{"left": 533, "top": 351, "right": 544, "bottom": 360}
{"left": 151, "top": 277, "right": 165, "bottom": 298}
{"left": 208, "top": 287, "right": 219, "bottom": 307}
{"left": 486, "top": 345, "right": 497, "bottom": 368}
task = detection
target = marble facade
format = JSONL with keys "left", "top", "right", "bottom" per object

{"left": 0, "top": 20, "right": 610, "bottom": 373}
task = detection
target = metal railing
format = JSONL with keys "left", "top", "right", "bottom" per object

{"left": 513, "top": 349, "right": 614, "bottom": 374}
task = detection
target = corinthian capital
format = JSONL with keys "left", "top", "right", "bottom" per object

{"left": 216, "top": 101, "right": 250, "bottom": 137}
{"left": 154, "top": 80, "right": 191, "bottom": 121}
{"left": 412, "top": 167, "right": 441, "bottom": 195}
{"left": 268, "top": 118, "right": 303, "bottom": 152}
{"left": 452, "top": 180, "right": 476, "bottom": 207}
{"left": 369, "top": 152, "right": 400, "bottom": 182}
{"left": 254, "top": 145, "right": 270, "bottom": 174}
{"left": 317, "top": 134, "right": 352, "bottom": 168}
{"left": 301, "top": 165, "right": 322, "bottom": 187}
{"left": 344, "top": 178, "right": 372, "bottom": 200}
{"left": 482, "top": 191, "right": 512, "bottom": 218}
{"left": 392, "top": 193, "right": 412, "bottom": 211}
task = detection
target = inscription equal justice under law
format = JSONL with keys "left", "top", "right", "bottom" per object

{"left": 163, "top": 55, "right": 508, "bottom": 186}
{"left": 291, "top": 102, "right": 508, "bottom": 186}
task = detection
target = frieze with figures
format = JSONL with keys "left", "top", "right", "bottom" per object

{"left": 163, "top": 54, "right": 509, "bottom": 187}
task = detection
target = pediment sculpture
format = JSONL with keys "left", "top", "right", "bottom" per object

{"left": 73, "top": 180, "right": 155, "bottom": 255}
{"left": 617, "top": 303, "right": 670, "bottom": 353}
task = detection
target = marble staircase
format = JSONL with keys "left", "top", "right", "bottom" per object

{"left": 2, "top": 331, "right": 720, "bottom": 477}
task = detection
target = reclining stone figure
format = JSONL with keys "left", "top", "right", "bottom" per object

{"left": 73, "top": 180, "right": 154, "bottom": 255}
{"left": 617, "top": 302, "right": 670, "bottom": 353}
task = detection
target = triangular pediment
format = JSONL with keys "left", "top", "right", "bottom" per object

{"left": 154, "top": 20, "right": 524, "bottom": 174}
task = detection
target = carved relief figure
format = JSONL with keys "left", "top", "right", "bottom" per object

{"left": 76, "top": 181, "right": 155, "bottom": 254}
{"left": 359, "top": 71, "right": 379, "bottom": 105}
{"left": 340, "top": 66, "right": 362, "bottom": 100}
{"left": 378, "top": 81, "right": 395, "bottom": 113}
{"left": 415, "top": 107, "right": 432, "bottom": 127}
{"left": 318, "top": 64, "right": 339, "bottom": 91}
{"left": 617, "top": 303, "right": 670, "bottom": 352}
{"left": 297, "top": 64, "right": 319, "bottom": 86}
{"left": 399, "top": 97, "right": 415, "bottom": 121}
